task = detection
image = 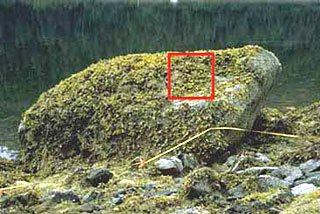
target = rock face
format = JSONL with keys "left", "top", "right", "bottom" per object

{"left": 18, "top": 46, "right": 281, "bottom": 171}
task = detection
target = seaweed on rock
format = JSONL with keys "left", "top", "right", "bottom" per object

{"left": 18, "top": 45, "right": 281, "bottom": 172}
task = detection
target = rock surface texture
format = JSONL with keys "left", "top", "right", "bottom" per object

{"left": 18, "top": 46, "right": 281, "bottom": 171}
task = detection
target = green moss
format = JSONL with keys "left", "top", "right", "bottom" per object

{"left": 241, "top": 188, "right": 287, "bottom": 204}
{"left": 184, "top": 167, "right": 222, "bottom": 198}
{"left": 277, "top": 101, "right": 320, "bottom": 162}
{"left": 19, "top": 45, "right": 273, "bottom": 172}
{"left": 281, "top": 190, "right": 320, "bottom": 214}
{"left": 221, "top": 172, "right": 260, "bottom": 193}
{"left": 0, "top": 159, "right": 31, "bottom": 188}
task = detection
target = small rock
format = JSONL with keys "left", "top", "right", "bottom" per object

{"left": 305, "top": 171, "right": 320, "bottom": 178}
{"left": 154, "top": 156, "right": 183, "bottom": 176}
{"left": 182, "top": 154, "right": 199, "bottom": 171}
{"left": 86, "top": 169, "right": 113, "bottom": 187}
{"left": 299, "top": 159, "right": 320, "bottom": 173}
{"left": 113, "top": 189, "right": 126, "bottom": 198}
{"left": 83, "top": 191, "right": 101, "bottom": 203}
{"left": 258, "top": 175, "right": 291, "bottom": 188}
{"left": 295, "top": 173, "right": 320, "bottom": 186}
{"left": 236, "top": 166, "right": 278, "bottom": 175}
{"left": 118, "top": 179, "right": 135, "bottom": 187}
{"left": 144, "top": 183, "right": 156, "bottom": 190}
{"left": 291, "top": 183, "right": 317, "bottom": 196}
{"left": 171, "top": 207, "right": 210, "bottom": 214}
{"left": 255, "top": 153, "right": 271, "bottom": 163}
{"left": 227, "top": 185, "right": 246, "bottom": 200}
{"left": 44, "top": 190, "right": 80, "bottom": 204}
{"left": 79, "top": 204, "right": 102, "bottom": 213}
{"left": 225, "top": 153, "right": 272, "bottom": 171}
{"left": 152, "top": 189, "right": 176, "bottom": 197}
{"left": 172, "top": 100, "right": 208, "bottom": 109}
{"left": 174, "top": 177, "right": 183, "bottom": 185}
{"left": 111, "top": 197, "right": 123, "bottom": 205}
{"left": 271, "top": 165, "right": 303, "bottom": 184}
{"left": 144, "top": 189, "right": 177, "bottom": 198}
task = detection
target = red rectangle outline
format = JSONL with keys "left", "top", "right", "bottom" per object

{"left": 167, "top": 52, "right": 215, "bottom": 100}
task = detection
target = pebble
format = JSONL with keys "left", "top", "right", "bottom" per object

{"left": 258, "top": 175, "right": 291, "bottom": 188}
{"left": 111, "top": 197, "right": 123, "bottom": 205}
{"left": 294, "top": 173, "right": 320, "bottom": 186}
{"left": 271, "top": 164, "right": 303, "bottom": 184}
{"left": 227, "top": 185, "right": 246, "bottom": 200}
{"left": 118, "top": 179, "right": 135, "bottom": 187}
{"left": 144, "top": 183, "right": 156, "bottom": 190}
{"left": 154, "top": 156, "right": 183, "bottom": 176}
{"left": 44, "top": 190, "right": 80, "bottom": 204}
{"left": 171, "top": 207, "right": 210, "bottom": 214}
{"left": 83, "top": 191, "right": 101, "bottom": 203}
{"left": 113, "top": 189, "right": 126, "bottom": 198}
{"left": 152, "top": 189, "right": 176, "bottom": 197}
{"left": 236, "top": 166, "right": 279, "bottom": 175}
{"left": 299, "top": 159, "right": 320, "bottom": 173}
{"left": 85, "top": 169, "right": 113, "bottom": 187}
{"left": 291, "top": 183, "right": 318, "bottom": 196}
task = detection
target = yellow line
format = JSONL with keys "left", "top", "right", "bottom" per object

{"left": 0, "top": 184, "right": 33, "bottom": 192}
{"left": 3, "top": 127, "right": 320, "bottom": 191}
{"left": 139, "top": 126, "right": 320, "bottom": 168}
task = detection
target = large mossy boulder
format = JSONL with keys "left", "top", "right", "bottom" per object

{"left": 19, "top": 45, "right": 281, "bottom": 172}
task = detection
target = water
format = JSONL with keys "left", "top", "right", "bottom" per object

{"left": 1, "top": 0, "right": 320, "bottom": 158}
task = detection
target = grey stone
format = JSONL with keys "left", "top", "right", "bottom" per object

{"left": 171, "top": 207, "right": 209, "bottom": 214}
{"left": 44, "top": 190, "right": 80, "bottom": 204}
{"left": 299, "top": 159, "right": 320, "bottom": 173}
{"left": 236, "top": 166, "right": 279, "bottom": 175}
{"left": 85, "top": 169, "right": 113, "bottom": 187}
{"left": 271, "top": 165, "right": 303, "bottom": 184}
{"left": 226, "top": 153, "right": 272, "bottom": 171}
{"left": 113, "top": 189, "right": 126, "bottom": 198}
{"left": 306, "top": 171, "right": 320, "bottom": 178}
{"left": 258, "top": 175, "right": 291, "bottom": 188}
{"left": 154, "top": 156, "right": 183, "bottom": 176}
{"left": 291, "top": 183, "right": 317, "bottom": 196}
{"left": 174, "top": 177, "right": 183, "bottom": 185}
{"left": 172, "top": 100, "right": 208, "bottom": 109}
{"left": 144, "top": 184, "right": 156, "bottom": 190}
{"left": 152, "top": 189, "right": 176, "bottom": 197}
{"left": 111, "top": 197, "right": 123, "bottom": 205}
{"left": 255, "top": 153, "right": 271, "bottom": 163}
{"left": 83, "top": 191, "right": 101, "bottom": 203}
{"left": 294, "top": 173, "right": 320, "bottom": 186}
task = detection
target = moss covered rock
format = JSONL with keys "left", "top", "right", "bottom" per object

{"left": 184, "top": 167, "right": 222, "bottom": 199}
{"left": 18, "top": 45, "right": 281, "bottom": 172}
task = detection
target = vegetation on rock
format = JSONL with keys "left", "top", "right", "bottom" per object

{"left": 19, "top": 45, "right": 281, "bottom": 173}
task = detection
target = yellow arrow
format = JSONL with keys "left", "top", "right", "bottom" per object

{"left": 137, "top": 126, "right": 320, "bottom": 168}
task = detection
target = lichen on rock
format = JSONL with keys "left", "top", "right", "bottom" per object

{"left": 18, "top": 45, "right": 281, "bottom": 172}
